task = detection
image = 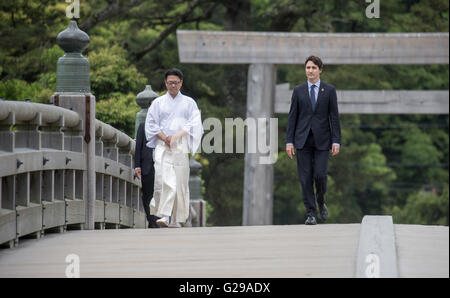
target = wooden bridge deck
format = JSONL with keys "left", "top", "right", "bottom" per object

{"left": 0, "top": 224, "right": 360, "bottom": 278}
{"left": 0, "top": 224, "right": 447, "bottom": 278}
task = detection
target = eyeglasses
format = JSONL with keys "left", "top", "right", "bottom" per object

{"left": 166, "top": 81, "right": 181, "bottom": 86}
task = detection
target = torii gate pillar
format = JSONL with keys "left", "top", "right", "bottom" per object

{"left": 243, "top": 64, "right": 276, "bottom": 225}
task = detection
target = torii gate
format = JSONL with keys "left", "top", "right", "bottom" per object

{"left": 176, "top": 30, "right": 449, "bottom": 226}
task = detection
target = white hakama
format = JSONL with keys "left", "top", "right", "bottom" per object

{"left": 150, "top": 137, "right": 190, "bottom": 222}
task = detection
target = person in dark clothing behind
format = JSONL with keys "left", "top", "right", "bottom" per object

{"left": 134, "top": 121, "right": 160, "bottom": 228}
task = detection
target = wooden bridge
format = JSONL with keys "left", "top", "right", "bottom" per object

{"left": 0, "top": 216, "right": 448, "bottom": 278}
{"left": 1, "top": 23, "right": 448, "bottom": 279}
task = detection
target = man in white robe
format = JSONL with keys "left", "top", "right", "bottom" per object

{"left": 145, "top": 68, "right": 203, "bottom": 227}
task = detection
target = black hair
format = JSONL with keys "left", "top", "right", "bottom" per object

{"left": 305, "top": 55, "right": 323, "bottom": 70}
{"left": 164, "top": 68, "right": 184, "bottom": 81}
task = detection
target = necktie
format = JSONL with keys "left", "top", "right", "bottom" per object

{"left": 310, "top": 84, "right": 316, "bottom": 111}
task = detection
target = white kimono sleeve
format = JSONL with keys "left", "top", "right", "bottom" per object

{"left": 145, "top": 99, "right": 161, "bottom": 149}
{"left": 182, "top": 102, "right": 204, "bottom": 154}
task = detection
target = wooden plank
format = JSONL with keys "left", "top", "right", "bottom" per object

{"left": 395, "top": 224, "right": 449, "bottom": 278}
{"left": 0, "top": 209, "right": 16, "bottom": 246}
{"left": 177, "top": 31, "right": 449, "bottom": 64}
{"left": 16, "top": 203, "right": 42, "bottom": 238}
{"left": 275, "top": 84, "right": 449, "bottom": 114}
{"left": 66, "top": 199, "right": 85, "bottom": 225}
{"left": 42, "top": 200, "right": 65, "bottom": 230}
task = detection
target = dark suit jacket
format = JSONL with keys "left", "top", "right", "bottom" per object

{"left": 286, "top": 81, "right": 341, "bottom": 150}
{"left": 134, "top": 122, "right": 154, "bottom": 176}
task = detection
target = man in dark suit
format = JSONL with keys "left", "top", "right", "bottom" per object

{"left": 135, "top": 121, "right": 160, "bottom": 228}
{"left": 286, "top": 55, "right": 341, "bottom": 225}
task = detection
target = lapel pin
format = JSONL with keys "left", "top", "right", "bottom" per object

{"left": 321, "top": 88, "right": 324, "bottom": 92}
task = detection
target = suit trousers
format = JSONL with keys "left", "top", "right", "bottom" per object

{"left": 296, "top": 130, "right": 329, "bottom": 217}
{"left": 141, "top": 172, "right": 155, "bottom": 222}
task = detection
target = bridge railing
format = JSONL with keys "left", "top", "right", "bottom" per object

{"left": 94, "top": 118, "right": 146, "bottom": 230}
{"left": 0, "top": 100, "right": 145, "bottom": 248}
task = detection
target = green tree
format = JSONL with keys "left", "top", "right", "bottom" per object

{"left": 96, "top": 92, "right": 141, "bottom": 137}
{"left": 392, "top": 186, "right": 449, "bottom": 225}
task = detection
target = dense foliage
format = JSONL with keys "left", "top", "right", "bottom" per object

{"left": 1, "top": 0, "right": 448, "bottom": 226}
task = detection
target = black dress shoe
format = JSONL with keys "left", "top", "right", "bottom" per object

{"left": 148, "top": 215, "right": 160, "bottom": 228}
{"left": 305, "top": 216, "right": 317, "bottom": 225}
{"left": 318, "top": 203, "right": 328, "bottom": 221}
{"left": 148, "top": 222, "right": 160, "bottom": 228}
